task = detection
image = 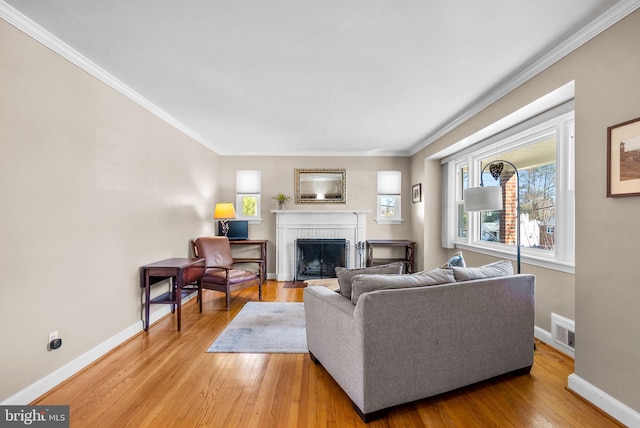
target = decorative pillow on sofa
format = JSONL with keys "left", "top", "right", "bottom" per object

{"left": 335, "top": 262, "right": 404, "bottom": 300}
{"left": 451, "top": 260, "right": 514, "bottom": 281}
{"left": 350, "top": 268, "right": 455, "bottom": 304}
{"left": 440, "top": 251, "right": 466, "bottom": 268}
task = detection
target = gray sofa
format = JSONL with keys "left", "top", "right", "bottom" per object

{"left": 303, "top": 267, "right": 535, "bottom": 421}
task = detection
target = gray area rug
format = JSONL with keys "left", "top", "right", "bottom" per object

{"left": 207, "top": 302, "right": 307, "bottom": 353}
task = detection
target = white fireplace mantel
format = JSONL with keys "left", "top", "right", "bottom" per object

{"left": 271, "top": 210, "right": 369, "bottom": 281}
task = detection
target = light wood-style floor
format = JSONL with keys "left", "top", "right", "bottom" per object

{"left": 34, "top": 281, "right": 622, "bottom": 427}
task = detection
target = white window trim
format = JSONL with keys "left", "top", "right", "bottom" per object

{"left": 446, "top": 109, "right": 575, "bottom": 274}
{"left": 376, "top": 171, "right": 403, "bottom": 224}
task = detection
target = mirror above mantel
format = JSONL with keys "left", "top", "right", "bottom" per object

{"left": 295, "top": 169, "right": 346, "bottom": 204}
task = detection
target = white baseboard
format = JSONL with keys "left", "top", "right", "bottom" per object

{"left": 534, "top": 325, "right": 557, "bottom": 351}
{"left": 568, "top": 374, "right": 640, "bottom": 427}
{"left": 1, "top": 294, "right": 196, "bottom": 405}
{"left": 536, "top": 326, "right": 639, "bottom": 427}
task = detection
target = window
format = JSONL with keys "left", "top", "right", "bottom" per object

{"left": 456, "top": 165, "right": 469, "bottom": 239}
{"left": 377, "top": 171, "right": 402, "bottom": 223}
{"left": 235, "top": 170, "right": 261, "bottom": 222}
{"left": 238, "top": 195, "right": 259, "bottom": 217}
{"left": 444, "top": 108, "right": 574, "bottom": 272}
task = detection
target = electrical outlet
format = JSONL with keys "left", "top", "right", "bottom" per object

{"left": 47, "top": 330, "right": 63, "bottom": 351}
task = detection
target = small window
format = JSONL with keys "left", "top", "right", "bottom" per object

{"left": 378, "top": 195, "right": 401, "bottom": 220}
{"left": 376, "top": 171, "right": 402, "bottom": 224}
{"left": 236, "top": 170, "right": 261, "bottom": 222}
{"left": 237, "top": 194, "right": 259, "bottom": 217}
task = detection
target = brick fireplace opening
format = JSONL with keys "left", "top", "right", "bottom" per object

{"left": 295, "top": 239, "right": 348, "bottom": 281}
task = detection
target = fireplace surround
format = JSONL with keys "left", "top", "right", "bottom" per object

{"left": 272, "top": 210, "right": 368, "bottom": 281}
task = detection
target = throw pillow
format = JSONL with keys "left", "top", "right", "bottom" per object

{"left": 451, "top": 260, "right": 514, "bottom": 281}
{"left": 335, "top": 262, "right": 404, "bottom": 300}
{"left": 350, "top": 268, "right": 455, "bottom": 304}
{"left": 440, "top": 251, "right": 466, "bottom": 268}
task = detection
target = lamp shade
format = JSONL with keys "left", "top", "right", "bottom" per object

{"left": 463, "top": 186, "right": 503, "bottom": 212}
{"left": 213, "top": 202, "right": 237, "bottom": 219}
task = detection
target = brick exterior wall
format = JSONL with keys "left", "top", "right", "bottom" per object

{"left": 499, "top": 171, "right": 517, "bottom": 245}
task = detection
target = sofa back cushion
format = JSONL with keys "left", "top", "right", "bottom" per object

{"left": 335, "top": 262, "right": 404, "bottom": 300}
{"left": 350, "top": 268, "right": 455, "bottom": 304}
{"left": 451, "top": 260, "right": 514, "bottom": 281}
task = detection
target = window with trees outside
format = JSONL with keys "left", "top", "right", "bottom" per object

{"left": 376, "top": 170, "right": 402, "bottom": 224}
{"left": 448, "top": 108, "right": 574, "bottom": 272}
{"left": 235, "top": 170, "right": 261, "bottom": 222}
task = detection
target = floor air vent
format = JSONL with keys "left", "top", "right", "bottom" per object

{"left": 551, "top": 312, "right": 575, "bottom": 358}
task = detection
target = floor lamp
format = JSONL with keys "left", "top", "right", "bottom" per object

{"left": 463, "top": 160, "right": 521, "bottom": 274}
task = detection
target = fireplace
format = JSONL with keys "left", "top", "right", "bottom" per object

{"left": 295, "top": 239, "right": 348, "bottom": 281}
{"left": 272, "top": 210, "right": 368, "bottom": 281}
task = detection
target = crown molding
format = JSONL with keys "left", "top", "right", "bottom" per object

{"left": 409, "top": 0, "right": 640, "bottom": 156}
{"left": 0, "top": 1, "right": 219, "bottom": 154}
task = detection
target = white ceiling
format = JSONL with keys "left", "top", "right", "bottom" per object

{"left": 1, "top": 0, "right": 633, "bottom": 156}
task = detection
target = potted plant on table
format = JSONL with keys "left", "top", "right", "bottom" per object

{"left": 273, "top": 193, "right": 291, "bottom": 210}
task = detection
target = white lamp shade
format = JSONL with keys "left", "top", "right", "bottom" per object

{"left": 377, "top": 170, "right": 401, "bottom": 194}
{"left": 236, "top": 170, "right": 261, "bottom": 194}
{"left": 213, "top": 202, "right": 237, "bottom": 219}
{"left": 464, "top": 186, "right": 503, "bottom": 212}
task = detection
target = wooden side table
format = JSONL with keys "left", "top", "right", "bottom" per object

{"left": 140, "top": 258, "right": 204, "bottom": 331}
{"left": 365, "top": 240, "right": 416, "bottom": 273}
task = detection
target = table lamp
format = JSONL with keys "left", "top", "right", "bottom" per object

{"left": 214, "top": 202, "right": 237, "bottom": 237}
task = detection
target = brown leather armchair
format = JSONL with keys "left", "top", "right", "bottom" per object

{"left": 193, "top": 237, "right": 262, "bottom": 310}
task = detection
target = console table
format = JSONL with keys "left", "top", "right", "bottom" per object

{"left": 366, "top": 240, "right": 416, "bottom": 273}
{"left": 140, "top": 258, "right": 204, "bottom": 331}
{"left": 229, "top": 240, "right": 268, "bottom": 282}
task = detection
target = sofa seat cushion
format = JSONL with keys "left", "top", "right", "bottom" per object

{"left": 451, "top": 260, "right": 514, "bottom": 281}
{"left": 350, "top": 268, "right": 455, "bottom": 304}
{"left": 335, "top": 262, "right": 404, "bottom": 300}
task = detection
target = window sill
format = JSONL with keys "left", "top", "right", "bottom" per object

{"left": 455, "top": 242, "right": 575, "bottom": 274}
{"left": 375, "top": 218, "right": 403, "bottom": 225}
{"left": 236, "top": 217, "right": 263, "bottom": 224}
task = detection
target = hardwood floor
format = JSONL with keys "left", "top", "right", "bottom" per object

{"left": 33, "top": 282, "right": 622, "bottom": 427}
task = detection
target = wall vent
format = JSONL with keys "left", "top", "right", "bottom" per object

{"left": 551, "top": 312, "right": 575, "bottom": 358}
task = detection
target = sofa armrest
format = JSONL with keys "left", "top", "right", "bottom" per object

{"left": 304, "top": 286, "right": 367, "bottom": 405}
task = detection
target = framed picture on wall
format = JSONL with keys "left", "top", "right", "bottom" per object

{"left": 412, "top": 183, "right": 422, "bottom": 203}
{"left": 607, "top": 116, "right": 640, "bottom": 197}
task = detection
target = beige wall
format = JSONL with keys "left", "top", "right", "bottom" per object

{"left": 411, "top": 9, "right": 640, "bottom": 414}
{"left": 0, "top": 20, "right": 219, "bottom": 401}
{"left": 3, "top": 5, "right": 639, "bottom": 418}
{"left": 216, "top": 156, "right": 413, "bottom": 274}
{"left": 571, "top": 10, "right": 640, "bottom": 411}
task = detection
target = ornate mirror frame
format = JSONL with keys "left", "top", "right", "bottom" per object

{"left": 295, "top": 169, "right": 346, "bottom": 204}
